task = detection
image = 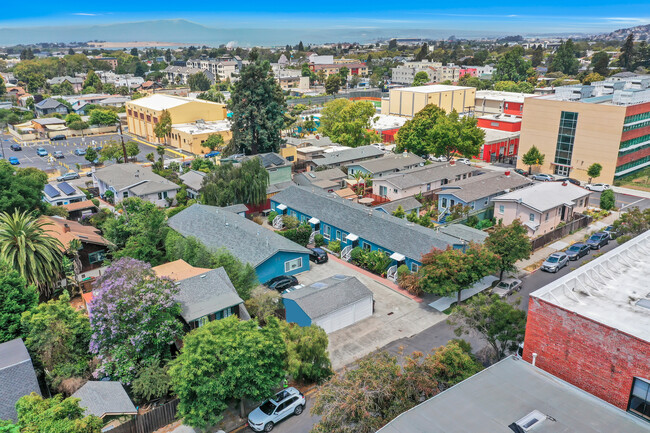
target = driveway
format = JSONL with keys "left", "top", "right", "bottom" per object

{"left": 296, "top": 257, "right": 446, "bottom": 370}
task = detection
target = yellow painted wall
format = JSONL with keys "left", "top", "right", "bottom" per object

{"left": 517, "top": 98, "right": 626, "bottom": 183}
{"left": 280, "top": 146, "right": 298, "bottom": 162}
{"left": 385, "top": 87, "right": 476, "bottom": 117}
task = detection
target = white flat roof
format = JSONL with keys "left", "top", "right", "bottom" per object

{"left": 397, "top": 84, "right": 473, "bottom": 93}
{"left": 172, "top": 120, "right": 230, "bottom": 135}
{"left": 128, "top": 94, "right": 223, "bottom": 111}
{"left": 481, "top": 128, "right": 519, "bottom": 143}
{"left": 371, "top": 114, "right": 408, "bottom": 131}
{"left": 475, "top": 90, "right": 529, "bottom": 103}
{"left": 530, "top": 229, "right": 650, "bottom": 342}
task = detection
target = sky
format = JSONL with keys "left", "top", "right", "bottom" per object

{"left": 1, "top": 2, "right": 650, "bottom": 35}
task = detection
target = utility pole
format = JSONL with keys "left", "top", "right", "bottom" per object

{"left": 117, "top": 122, "right": 128, "bottom": 163}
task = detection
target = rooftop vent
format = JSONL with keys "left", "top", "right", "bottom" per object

{"left": 636, "top": 298, "right": 650, "bottom": 310}
{"left": 332, "top": 275, "right": 348, "bottom": 281}
{"left": 311, "top": 282, "right": 328, "bottom": 290}
{"left": 510, "top": 410, "right": 548, "bottom": 432}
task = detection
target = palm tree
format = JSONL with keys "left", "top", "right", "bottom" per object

{"left": 0, "top": 211, "right": 64, "bottom": 297}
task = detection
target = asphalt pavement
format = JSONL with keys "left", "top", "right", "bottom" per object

{"left": 238, "top": 394, "right": 321, "bottom": 433}
{"left": 587, "top": 190, "right": 650, "bottom": 211}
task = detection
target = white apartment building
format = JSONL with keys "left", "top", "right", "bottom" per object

{"left": 185, "top": 58, "right": 239, "bottom": 81}
{"left": 391, "top": 61, "right": 460, "bottom": 85}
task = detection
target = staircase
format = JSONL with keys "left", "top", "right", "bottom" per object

{"left": 387, "top": 265, "right": 398, "bottom": 282}
{"left": 309, "top": 230, "right": 319, "bottom": 245}
{"left": 272, "top": 215, "right": 284, "bottom": 229}
{"left": 438, "top": 206, "right": 450, "bottom": 224}
{"left": 341, "top": 245, "right": 352, "bottom": 262}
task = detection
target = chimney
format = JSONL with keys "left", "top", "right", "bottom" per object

{"left": 63, "top": 224, "right": 70, "bottom": 233}
{"left": 562, "top": 181, "right": 567, "bottom": 186}
{"left": 505, "top": 170, "right": 511, "bottom": 177}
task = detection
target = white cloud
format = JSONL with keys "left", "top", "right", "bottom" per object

{"left": 73, "top": 13, "right": 99, "bottom": 16}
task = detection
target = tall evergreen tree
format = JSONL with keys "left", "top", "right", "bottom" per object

{"left": 531, "top": 45, "right": 544, "bottom": 67}
{"left": 620, "top": 33, "right": 635, "bottom": 70}
{"left": 591, "top": 51, "right": 610, "bottom": 76}
{"left": 228, "top": 52, "right": 286, "bottom": 155}
{"left": 550, "top": 39, "right": 580, "bottom": 75}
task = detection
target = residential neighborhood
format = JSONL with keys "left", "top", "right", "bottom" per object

{"left": 0, "top": 8, "right": 650, "bottom": 433}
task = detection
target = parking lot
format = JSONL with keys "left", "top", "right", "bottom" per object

{"left": 1, "top": 132, "right": 189, "bottom": 177}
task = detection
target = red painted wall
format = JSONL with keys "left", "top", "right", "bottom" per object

{"left": 625, "top": 102, "right": 650, "bottom": 117}
{"left": 621, "top": 125, "right": 650, "bottom": 142}
{"left": 459, "top": 68, "right": 477, "bottom": 77}
{"left": 479, "top": 138, "right": 519, "bottom": 162}
{"left": 381, "top": 128, "right": 400, "bottom": 143}
{"left": 617, "top": 146, "right": 650, "bottom": 166}
{"left": 504, "top": 101, "right": 524, "bottom": 116}
{"left": 523, "top": 296, "right": 650, "bottom": 411}
{"left": 477, "top": 118, "right": 521, "bottom": 132}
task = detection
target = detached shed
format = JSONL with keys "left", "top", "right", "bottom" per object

{"left": 72, "top": 381, "right": 137, "bottom": 419}
{"left": 282, "top": 275, "right": 373, "bottom": 334}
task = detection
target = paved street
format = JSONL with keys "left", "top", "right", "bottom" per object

{"left": 587, "top": 189, "right": 650, "bottom": 211}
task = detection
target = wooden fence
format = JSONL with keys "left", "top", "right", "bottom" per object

{"left": 107, "top": 399, "right": 179, "bottom": 433}
{"left": 530, "top": 214, "right": 593, "bottom": 251}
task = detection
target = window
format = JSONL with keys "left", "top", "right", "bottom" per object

{"left": 284, "top": 257, "right": 303, "bottom": 273}
{"left": 196, "top": 316, "right": 210, "bottom": 327}
{"left": 336, "top": 230, "right": 341, "bottom": 240}
{"left": 158, "top": 191, "right": 168, "bottom": 200}
{"left": 379, "top": 185, "right": 388, "bottom": 196}
{"left": 362, "top": 242, "right": 371, "bottom": 251}
{"left": 442, "top": 198, "right": 448, "bottom": 208}
{"left": 426, "top": 183, "right": 431, "bottom": 191}
{"left": 323, "top": 225, "right": 331, "bottom": 240}
{"left": 411, "top": 263, "right": 420, "bottom": 272}
{"left": 499, "top": 205, "right": 504, "bottom": 214}
{"left": 629, "top": 378, "right": 650, "bottom": 421}
{"left": 146, "top": 115, "right": 151, "bottom": 122}
{"left": 529, "top": 213, "right": 535, "bottom": 222}
{"left": 88, "top": 250, "right": 106, "bottom": 264}
{"left": 553, "top": 111, "right": 578, "bottom": 173}
{"left": 216, "top": 306, "right": 234, "bottom": 320}
{"left": 123, "top": 191, "right": 129, "bottom": 198}
{"left": 545, "top": 212, "right": 549, "bottom": 221}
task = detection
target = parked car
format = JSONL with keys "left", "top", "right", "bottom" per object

{"left": 57, "top": 172, "right": 80, "bottom": 182}
{"left": 8, "top": 157, "right": 19, "bottom": 165}
{"left": 541, "top": 252, "right": 569, "bottom": 273}
{"left": 86, "top": 171, "right": 94, "bottom": 177}
{"left": 247, "top": 387, "right": 305, "bottom": 432}
{"left": 586, "top": 232, "right": 609, "bottom": 249}
{"left": 603, "top": 225, "right": 619, "bottom": 239}
{"left": 308, "top": 247, "right": 328, "bottom": 264}
{"left": 492, "top": 278, "right": 522, "bottom": 298}
{"left": 204, "top": 150, "right": 220, "bottom": 158}
{"left": 565, "top": 243, "right": 590, "bottom": 260}
{"left": 51, "top": 134, "right": 66, "bottom": 141}
{"left": 532, "top": 173, "right": 554, "bottom": 182}
{"left": 74, "top": 148, "right": 86, "bottom": 156}
{"left": 429, "top": 155, "right": 448, "bottom": 162}
{"left": 555, "top": 177, "right": 581, "bottom": 186}
{"left": 585, "top": 183, "right": 610, "bottom": 192}
{"left": 53, "top": 151, "right": 65, "bottom": 159}
{"left": 456, "top": 158, "right": 471, "bottom": 165}
{"left": 9, "top": 144, "right": 21, "bottom": 151}
{"left": 514, "top": 168, "right": 529, "bottom": 177}
{"left": 36, "top": 147, "right": 48, "bottom": 157}
{"left": 265, "top": 275, "right": 299, "bottom": 292}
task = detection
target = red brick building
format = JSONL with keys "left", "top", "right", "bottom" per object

{"left": 523, "top": 230, "right": 650, "bottom": 422}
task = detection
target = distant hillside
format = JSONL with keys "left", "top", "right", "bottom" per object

{"left": 594, "top": 24, "right": 650, "bottom": 41}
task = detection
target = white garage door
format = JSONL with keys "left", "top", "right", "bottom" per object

{"left": 314, "top": 296, "right": 373, "bottom": 334}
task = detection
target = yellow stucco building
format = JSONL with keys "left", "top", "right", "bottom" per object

{"left": 381, "top": 85, "right": 476, "bottom": 118}
{"left": 126, "top": 94, "right": 228, "bottom": 150}
{"left": 169, "top": 120, "right": 232, "bottom": 155}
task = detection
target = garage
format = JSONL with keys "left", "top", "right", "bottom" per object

{"left": 282, "top": 275, "right": 373, "bottom": 334}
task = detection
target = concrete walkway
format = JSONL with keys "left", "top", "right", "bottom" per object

{"left": 516, "top": 211, "right": 620, "bottom": 272}
{"left": 612, "top": 185, "right": 650, "bottom": 199}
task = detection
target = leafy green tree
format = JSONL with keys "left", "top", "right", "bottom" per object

{"left": 229, "top": 56, "right": 286, "bottom": 155}
{"left": 131, "top": 359, "right": 171, "bottom": 402}
{"left": 84, "top": 147, "right": 98, "bottom": 164}
{"left": 550, "top": 39, "right": 580, "bottom": 75}
{"left": 102, "top": 197, "right": 169, "bottom": 265}
{"left": 415, "top": 43, "right": 429, "bottom": 61}
{"left": 187, "top": 72, "right": 211, "bottom": 91}
{"left": 392, "top": 205, "right": 405, "bottom": 218}
{"left": 90, "top": 258, "right": 183, "bottom": 384}
{"left": 279, "top": 321, "right": 332, "bottom": 383}
{"left": 0, "top": 260, "right": 37, "bottom": 344}
{"left": 126, "top": 141, "right": 140, "bottom": 160}
{"left": 485, "top": 220, "right": 531, "bottom": 279}
{"left": 600, "top": 189, "right": 615, "bottom": 211}
{"left": 154, "top": 109, "right": 172, "bottom": 143}
{"left": 412, "top": 71, "right": 430, "bottom": 86}
{"left": 197, "top": 88, "right": 225, "bottom": 103}
{"left": 339, "top": 67, "right": 350, "bottom": 81}
{"left": 98, "top": 140, "right": 126, "bottom": 163}
{"left": 0, "top": 211, "right": 63, "bottom": 296}
{"left": 88, "top": 109, "right": 118, "bottom": 125}
{"left": 201, "top": 134, "right": 225, "bottom": 152}
{"left": 396, "top": 104, "right": 485, "bottom": 159}
{"left": 15, "top": 394, "right": 102, "bottom": 433}
{"left": 83, "top": 69, "right": 103, "bottom": 92}
{"left": 201, "top": 158, "right": 269, "bottom": 206}
{"left": 21, "top": 292, "right": 92, "bottom": 393}
{"left": 318, "top": 99, "right": 379, "bottom": 148}
{"left": 325, "top": 74, "right": 342, "bottom": 95}
{"left": 245, "top": 286, "right": 282, "bottom": 325}
{"left": 170, "top": 316, "right": 287, "bottom": 427}
{"left": 65, "top": 113, "right": 81, "bottom": 125}
{"left": 591, "top": 51, "right": 610, "bottom": 76}
{"left": 582, "top": 72, "right": 604, "bottom": 85}
{"left": 620, "top": 33, "right": 635, "bottom": 70}
{"left": 587, "top": 162, "right": 602, "bottom": 183}
{"left": 57, "top": 80, "right": 75, "bottom": 95}
{"left": 0, "top": 76, "right": 5, "bottom": 96}
{"left": 531, "top": 45, "right": 544, "bottom": 67}
{"left": 0, "top": 161, "right": 48, "bottom": 214}
{"left": 521, "top": 145, "right": 545, "bottom": 174}
{"left": 418, "top": 244, "right": 500, "bottom": 305}
{"left": 211, "top": 248, "right": 258, "bottom": 301}
{"left": 0, "top": 420, "right": 19, "bottom": 432}
{"left": 613, "top": 207, "right": 650, "bottom": 237}
{"left": 494, "top": 46, "right": 531, "bottom": 82}
{"left": 448, "top": 293, "right": 527, "bottom": 361}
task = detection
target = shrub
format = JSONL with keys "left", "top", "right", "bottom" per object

{"left": 350, "top": 247, "right": 392, "bottom": 275}
{"left": 328, "top": 240, "right": 341, "bottom": 253}
{"left": 314, "top": 234, "right": 325, "bottom": 247}
{"left": 253, "top": 215, "right": 264, "bottom": 225}
{"left": 131, "top": 360, "right": 171, "bottom": 402}
{"left": 466, "top": 215, "right": 479, "bottom": 228}
{"left": 267, "top": 211, "right": 278, "bottom": 225}
{"left": 90, "top": 198, "right": 99, "bottom": 206}
{"left": 397, "top": 264, "right": 411, "bottom": 280}
{"left": 280, "top": 224, "right": 312, "bottom": 246}
{"left": 600, "top": 189, "right": 615, "bottom": 210}
{"left": 282, "top": 215, "right": 300, "bottom": 229}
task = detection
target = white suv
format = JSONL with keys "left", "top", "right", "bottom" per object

{"left": 247, "top": 387, "right": 306, "bottom": 432}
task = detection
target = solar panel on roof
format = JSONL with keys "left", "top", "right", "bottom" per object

{"left": 58, "top": 182, "right": 76, "bottom": 196}
{"left": 44, "top": 184, "right": 60, "bottom": 198}
{"left": 266, "top": 154, "right": 285, "bottom": 166}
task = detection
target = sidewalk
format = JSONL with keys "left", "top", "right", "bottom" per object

{"left": 611, "top": 185, "right": 650, "bottom": 199}
{"left": 516, "top": 211, "right": 620, "bottom": 273}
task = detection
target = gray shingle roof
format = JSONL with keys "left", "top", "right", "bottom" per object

{"left": 283, "top": 275, "right": 372, "bottom": 319}
{"left": 374, "top": 196, "right": 422, "bottom": 214}
{"left": 294, "top": 168, "right": 347, "bottom": 187}
{"left": 492, "top": 182, "right": 591, "bottom": 213}
{"left": 379, "top": 162, "right": 476, "bottom": 189}
{"left": 179, "top": 170, "right": 206, "bottom": 192}
{"left": 439, "top": 171, "right": 532, "bottom": 203}
{"left": 438, "top": 224, "right": 489, "bottom": 244}
{"left": 271, "top": 186, "right": 465, "bottom": 261}
{"left": 378, "top": 356, "right": 650, "bottom": 433}
{"left": 0, "top": 339, "right": 41, "bottom": 421}
{"left": 175, "top": 267, "right": 243, "bottom": 322}
{"left": 347, "top": 153, "right": 425, "bottom": 174}
{"left": 94, "top": 163, "right": 179, "bottom": 193}
{"left": 243, "top": 152, "right": 291, "bottom": 169}
{"left": 267, "top": 180, "right": 296, "bottom": 195}
{"left": 222, "top": 203, "right": 248, "bottom": 214}
{"left": 72, "top": 381, "right": 137, "bottom": 418}
{"left": 313, "top": 145, "right": 384, "bottom": 166}
{"left": 168, "top": 204, "right": 310, "bottom": 267}
{"left": 35, "top": 98, "right": 65, "bottom": 109}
